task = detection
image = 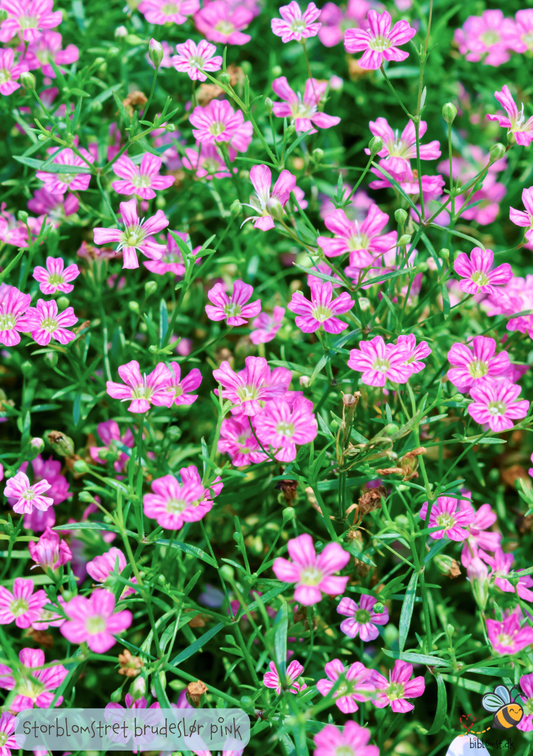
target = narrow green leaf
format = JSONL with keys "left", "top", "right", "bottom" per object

{"left": 398, "top": 570, "right": 418, "bottom": 654}
{"left": 169, "top": 622, "right": 225, "bottom": 666}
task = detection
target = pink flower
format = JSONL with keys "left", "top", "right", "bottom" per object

{"left": 453, "top": 11, "right": 517, "bottom": 67}
{"left": 447, "top": 336, "right": 510, "bottom": 392}
{"left": 0, "top": 0, "right": 62, "bottom": 43}
{"left": 518, "top": 673, "right": 533, "bottom": 732}
{"left": 194, "top": 1, "right": 253, "bottom": 45}
{"left": 183, "top": 142, "right": 231, "bottom": 180}
{"left": 27, "top": 189, "right": 78, "bottom": 224}
{"left": 455, "top": 176, "right": 506, "bottom": 226}
{"left": 93, "top": 198, "right": 169, "bottom": 269}
{"left": 205, "top": 279, "right": 261, "bottom": 326}
{"left": 0, "top": 712, "right": 26, "bottom": 752}
{"left": 485, "top": 275, "right": 533, "bottom": 338}
{"left": 483, "top": 548, "right": 533, "bottom": 602}
{"left": 487, "top": 85, "right": 533, "bottom": 147}
{"left": 486, "top": 613, "right": 533, "bottom": 655}
{"left": 468, "top": 379, "right": 530, "bottom": 432}
{"left": 4, "top": 470, "right": 54, "bottom": 515}
{"left": 396, "top": 334, "right": 431, "bottom": 374}
{"left": 288, "top": 282, "right": 354, "bottom": 334}
{"left": 255, "top": 396, "right": 318, "bottom": 462}
{"left": 0, "top": 577, "right": 47, "bottom": 628}
{"left": 318, "top": 0, "right": 370, "bottom": 47}
{"left": 454, "top": 247, "right": 512, "bottom": 296}
{"left": 263, "top": 659, "right": 306, "bottom": 694}
{"left": 32, "top": 256, "right": 80, "bottom": 295}
{"left": 337, "top": 594, "right": 389, "bottom": 641}
{"left": 28, "top": 527, "right": 71, "bottom": 570}
{"left": 344, "top": 9, "right": 416, "bottom": 70}
{"left": 367, "top": 118, "right": 441, "bottom": 181}
{"left": 317, "top": 204, "right": 397, "bottom": 266}
{"left": 111, "top": 153, "right": 174, "bottom": 200}
{"left": 164, "top": 362, "right": 202, "bottom": 406}
{"left": 143, "top": 466, "right": 217, "bottom": 530}
{"left": 250, "top": 307, "right": 285, "bottom": 344}
{"left": 370, "top": 660, "right": 425, "bottom": 713}
{"left": 218, "top": 416, "right": 268, "bottom": 466}
{"left": 243, "top": 164, "right": 297, "bottom": 230}
{"left": 348, "top": 335, "right": 412, "bottom": 387}
{"left": 89, "top": 420, "right": 134, "bottom": 472}
{"left": 272, "top": 77, "right": 340, "bottom": 135}
{"left": 271, "top": 1, "right": 321, "bottom": 43}
{"left": 36, "top": 148, "right": 94, "bottom": 194}
{"left": 144, "top": 231, "right": 200, "bottom": 275}
{"left": 0, "top": 283, "right": 31, "bottom": 347}
{"left": 0, "top": 47, "right": 27, "bottom": 95}
{"left": 460, "top": 502, "right": 501, "bottom": 568}
{"left": 61, "top": 588, "right": 132, "bottom": 653}
{"left": 509, "top": 10, "right": 533, "bottom": 55}
{"left": 106, "top": 360, "right": 174, "bottom": 414}
{"left": 213, "top": 356, "right": 292, "bottom": 416}
{"left": 138, "top": 0, "right": 199, "bottom": 25}
{"left": 172, "top": 39, "right": 222, "bottom": 81}
{"left": 0, "top": 648, "right": 67, "bottom": 712}
{"left": 317, "top": 659, "right": 374, "bottom": 713}
{"left": 419, "top": 496, "right": 475, "bottom": 541}
{"left": 19, "top": 298, "right": 77, "bottom": 346}
{"left": 272, "top": 533, "right": 350, "bottom": 606}
{"left": 189, "top": 100, "right": 253, "bottom": 156}
{"left": 510, "top": 187, "right": 533, "bottom": 243}
{"left": 314, "top": 722, "right": 378, "bottom": 756}
{"left": 86, "top": 547, "right": 136, "bottom": 598}
{"left": 20, "top": 31, "right": 79, "bottom": 78}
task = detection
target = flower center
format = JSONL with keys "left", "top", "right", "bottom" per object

{"left": 166, "top": 498, "right": 188, "bottom": 514}
{"left": 496, "top": 633, "right": 513, "bottom": 647}
{"left": 386, "top": 681, "right": 405, "bottom": 701}
{"left": 300, "top": 566, "right": 324, "bottom": 585}
{"left": 471, "top": 270, "right": 490, "bottom": 287}
{"left": 290, "top": 18, "right": 306, "bottom": 33}
{"left": 468, "top": 360, "right": 488, "bottom": 379}
{"left": 368, "top": 35, "right": 391, "bottom": 52}
{"left": 131, "top": 174, "right": 153, "bottom": 189}
{"left": 387, "top": 130, "right": 409, "bottom": 158}
{"left": 223, "top": 302, "right": 242, "bottom": 318}
{"left": 209, "top": 121, "right": 227, "bottom": 137}
{"left": 488, "top": 400, "right": 506, "bottom": 416}
{"left": 355, "top": 609, "right": 371, "bottom": 624}
{"left": 522, "top": 32, "right": 533, "bottom": 47}
{"left": 290, "top": 93, "right": 315, "bottom": 120}
{"left": 40, "top": 317, "right": 59, "bottom": 333}
{"left": 119, "top": 224, "right": 146, "bottom": 249}
{"left": 189, "top": 54, "right": 206, "bottom": 69}
{"left": 48, "top": 273, "right": 65, "bottom": 286}
{"left": 513, "top": 102, "right": 527, "bottom": 130}
{"left": 311, "top": 304, "right": 333, "bottom": 323}
{"left": 276, "top": 420, "right": 295, "bottom": 438}
{"left": 335, "top": 748, "right": 354, "bottom": 756}
{"left": 0, "top": 313, "right": 16, "bottom": 330}
{"left": 162, "top": 2, "right": 179, "bottom": 13}
{"left": 372, "top": 357, "right": 390, "bottom": 373}
{"left": 480, "top": 30, "right": 500, "bottom": 45}
{"left": 10, "top": 598, "right": 29, "bottom": 616}
{"left": 436, "top": 512, "right": 456, "bottom": 530}
{"left": 0, "top": 733, "right": 7, "bottom": 746}
{"left": 59, "top": 173, "right": 77, "bottom": 185}
{"left": 22, "top": 487, "right": 36, "bottom": 500}
{"left": 17, "top": 676, "right": 45, "bottom": 701}
{"left": 237, "top": 385, "right": 258, "bottom": 402}
{"left": 85, "top": 615, "right": 107, "bottom": 634}
{"left": 214, "top": 20, "right": 235, "bottom": 35}
{"left": 348, "top": 231, "right": 370, "bottom": 251}
{"left": 202, "top": 157, "right": 222, "bottom": 173}
{"left": 0, "top": 69, "right": 11, "bottom": 84}
{"left": 19, "top": 15, "right": 39, "bottom": 30}
{"left": 335, "top": 681, "right": 349, "bottom": 697}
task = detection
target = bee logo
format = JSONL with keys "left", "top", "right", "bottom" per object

{"left": 481, "top": 684, "right": 524, "bottom": 730}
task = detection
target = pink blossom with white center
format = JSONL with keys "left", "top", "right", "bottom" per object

{"left": 189, "top": 100, "right": 253, "bottom": 155}
{"left": 348, "top": 335, "right": 412, "bottom": 387}
{"left": 486, "top": 613, "right": 533, "bottom": 655}
{"left": 518, "top": 673, "right": 533, "bottom": 732}
{"left": 27, "top": 189, "right": 78, "bottom": 226}
{"left": 438, "top": 144, "right": 507, "bottom": 183}
{"left": 143, "top": 469, "right": 214, "bottom": 530}
{"left": 20, "top": 31, "right": 79, "bottom": 78}
{"left": 32, "top": 256, "right": 80, "bottom": 295}
{"left": 337, "top": 594, "right": 389, "bottom": 641}
{"left": 89, "top": 420, "right": 134, "bottom": 472}
{"left": 509, "top": 10, "right": 533, "bottom": 55}
{"left": 318, "top": 0, "right": 370, "bottom": 47}
{"left": 454, "top": 247, "right": 512, "bottom": 297}
{"left": 0, "top": 47, "right": 27, "bottom": 95}
{"left": 0, "top": 0, "right": 62, "bottom": 43}
{"left": 317, "top": 659, "right": 375, "bottom": 713}
{"left": 205, "top": 279, "right": 261, "bottom": 326}
{"left": 4, "top": 470, "right": 54, "bottom": 515}
{"left": 344, "top": 9, "right": 416, "bottom": 70}
{"left": 455, "top": 176, "right": 507, "bottom": 226}
{"left": 213, "top": 356, "right": 292, "bottom": 416}
{"left": 172, "top": 39, "right": 222, "bottom": 81}
{"left": 218, "top": 416, "right": 268, "bottom": 466}
{"left": 288, "top": 282, "right": 354, "bottom": 334}
{"left": 164, "top": 362, "right": 202, "bottom": 406}
{"left": 447, "top": 336, "right": 510, "bottom": 392}
{"left": 482, "top": 548, "right": 533, "bottom": 602}
{"left": 271, "top": 77, "right": 340, "bottom": 135}
{"left": 60, "top": 588, "right": 132, "bottom": 654}
{"left": 314, "top": 722, "right": 378, "bottom": 756}
{"left": 367, "top": 118, "right": 441, "bottom": 181}
{"left": 271, "top": 1, "right": 321, "bottom": 43}
{"left": 485, "top": 275, "right": 533, "bottom": 338}
{"left": 93, "top": 198, "right": 169, "bottom": 269}
{"left": 194, "top": 1, "right": 253, "bottom": 45}
{"left": 419, "top": 496, "right": 475, "bottom": 541}
{"left": 144, "top": 231, "right": 200, "bottom": 276}
{"left": 272, "top": 533, "right": 349, "bottom": 606}
{"left": 250, "top": 307, "right": 285, "bottom": 344}
{"left": 0, "top": 577, "right": 47, "bottom": 628}
{"left": 183, "top": 142, "right": 231, "bottom": 180}
{"left": 0, "top": 283, "right": 31, "bottom": 347}
{"left": 138, "top": 0, "right": 200, "bottom": 25}
{"left": 263, "top": 659, "right": 307, "bottom": 694}
{"left": 86, "top": 547, "right": 136, "bottom": 598}
{"left": 11, "top": 456, "right": 71, "bottom": 531}
{"left": 28, "top": 527, "right": 71, "bottom": 571}
{"left": 0, "top": 648, "right": 67, "bottom": 713}
{"left": 0, "top": 203, "right": 29, "bottom": 247}
{"left": 510, "top": 187, "right": 533, "bottom": 243}
{"left": 255, "top": 396, "right": 317, "bottom": 462}
{"left": 243, "top": 164, "right": 297, "bottom": 230}
{"left": 36, "top": 148, "right": 94, "bottom": 194}
{"left": 453, "top": 11, "right": 517, "bottom": 67}
{"left": 370, "top": 660, "right": 425, "bottom": 713}
{"left": 460, "top": 501, "right": 501, "bottom": 568}
{"left": 111, "top": 153, "right": 175, "bottom": 200}
{"left": 487, "top": 85, "right": 533, "bottom": 147}
{"left": 106, "top": 360, "right": 174, "bottom": 414}
{"left": 468, "top": 379, "right": 530, "bottom": 432}
{"left": 19, "top": 298, "right": 77, "bottom": 346}
{"left": 317, "top": 204, "right": 397, "bottom": 266}
{"left": 396, "top": 334, "right": 431, "bottom": 374}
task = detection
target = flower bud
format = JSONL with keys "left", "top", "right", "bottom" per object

{"left": 145, "top": 280, "right": 157, "bottom": 297}
{"left": 43, "top": 351, "right": 58, "bottom": 368}
{"left": 48, "top": 430, "right": 75, "bottom": 457}
{"left": 38, "top": 133, "right": 48, "bottom": 141}
{"left": 125, "top": 34, "right": 144, "bottom": 45}
{"left": 57, "top": 296, "right": 70, "bottom": 311}
{"left": 114, "top": 25, "right": 128, "bottom": 38}
{"left": 17, "top": 210, "right": 28, "bottom": 223}
{"left": 359, "top": 297, "right": 370, "bottom": 311}
{"left": 442, "top": 102, "right": 457, "bottom": 125}
{"left": 299, "top": 375, "right": 310, "bottom": 387}
{"left": 383, "top": 423, "right": 399, "bottom": 436}
{"left": 398, "top": 234, "right": 411, "bottom": 246}
{"left": 73, "top": 459, "right": 90, "bottom": 474}
{"left": 312, "top": 148, "right": 324, "bottom": 164}
{"left": 20, "top": 71, "right": 35, "bottom": 90}
{"left": 165, "top": 122, "right": 176, "bottom": 132}
{"left": 230, "top": 199, "right": 242, "bottom": 218}
{"left": 417, "top": 261, "right": 428, "bottom": 273}
{"left": 220, "top": 564, "right": 235, "bottom": 581}
{"left": 373, "top": 602, "right": 385, "bottom": 614}
{"left": 110, "top": 688, "right": 123, "bottom": 703}
{"left": 282, "top": 506, "right": 296, "bottom": 522}
{"left": 0, "top": 9, "right": 7, "bottom": 21}
{"left": 130, "top": 675, "right": 146, "bottom": 701}
{"left": 107, "top": 46, "right": 120, "bottom": 58}
{"left": 128, "top": 300, "right": 139, "bottom": 313}
{"left": 285, "top": 124, "right": 296, "bottom": 139}
{"left": 440, "top": 248, "right": 450, "bottom": 261}
{"left": 30, "top": 437, "right": 45, "bottom": 454}
{"left": 394, "top": 208, "right": 408, "bottom": 225}
{"left": 489, "top": 142, "right": 506, "bottom": 163}
{"left": 21, "top": 360, "right": 33, "bottom": 376}
{"left": 467, "top": 557, "right": 489, "bottom": 610}
{"left": 79, "top": 491, "right": 96, "bottom": 503}
{"left": 148, "top": 38, "right": 164, "bottom": 69}
{"left": 368, "top": 135, "right": 383, "bottom": 157}
{"left": 219, "top": 71, "right": 231, "bottom": 86}
{"left": 267, "top": 197, "right": 285, "bottom": 222}
{"left": 264, "top": 97, "right": 273, "bottom": 115}
{"left": 271, "top": 65, "right": 282, "bottom": 77}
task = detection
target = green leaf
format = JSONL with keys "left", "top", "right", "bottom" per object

{"left": 273, "top": 603, "right": 288, "bottom": 679}
{"left": 425, "top": 674, "right": 447, "bottom": 735}
{"left": 383, "top": 650, "right": 449, "bottom": 667}
{"left": 14, "top": 155, "right": 91, "bottom": 174}
{"left": 169, "top": 622, "right": 225, "bottom": 666}
{"left": 398, "top": 570, "right": 418, "bottom": 654}
{"left": 155, "top": 539, "right": 218, "bottom": 568}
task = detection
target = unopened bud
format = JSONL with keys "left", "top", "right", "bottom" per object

{"left": 165, "top": 122, "right": 176, "bottom": 132}
{"left": 394, "top": 208, "right": 408, "bottom": 225}
{"left": 467, "top": 557, "right": 489, "bottom": 610}
{"left": 114, "top": 25, "right": 128, "bottom": 38}
{"left": 49, "top": 431, "right": 75, "bottom": 457}
{"left": 20, "top": 71, "right": 35, "bottom": 90}
{"left": 507, "top": 131, "right": 516, "bottom": 147}
{"left": 128, "top": 300, "right": 139, "bottom": 313}
{"left": 368, "top": 135, "right": 383, "bottom": 157}
{"left": 130, "top": 675, "right": 146, "bottom": 701}
{"left": 267, "top": 197, "right": 285, "bottom": 222}
{"left": 125, "top": 34, "right": 144, "bottom": 45}
{"left": 57, "top": 296, "right": 69, "bottom": 311}
{"left": 417, "top": 261, "right": 428, "bottom": 273}
{"left": 30, "top": 437, "right": 45, "bottom": 454}
{"left": 17, "top": 210, "right": 28, "bottom": 223}
{"left": 107, "top": 46, "right": 120, "bottom": 58}
{"left": 373, "top": 602, "right": 385, "bottom": 614}
{"left": 148, "top": 38, "right": 164, "bottom": 69}
{"left": 282, "top": 506, "right": 296, "bottom": 522}
{"left": 79, "top": 491, "right": 96, "bottom": 503}
{"left": 21, "top": 360, "right": 32, "bottom": 375}
{"left": 145, "top": 280, "right": 157, "bottom": 297}
{"left": 219, "top": 72, "right": 231, "bottom": 86}
{"left": 264, "top": 97, "right": 273, "bottom": 115}
{"left": 230, "top": 199, "right": 242, "bottom": 218}
{"left": 38, "top": 133, "right": 48, "bottom": 141}
{"left": 299, "top": 375, "right": 310, "bottom": 387}
{"left": 398, "top": 234, "right": 411, "bottom": 246}
{"left": 271, "top": 65, "right": 282, "bottom": 77}
{"left": 44, "top": 351, "right": 58, "bottom": 368}
{"left": 383, "top": 423, "right": 399, "bottom": 436}
{"left": 440, "top": 248, "right": 450, "bottom": 261}
{"left": 73, "top": 459, "right": 90, "bottom": 474}
{"left": 442, "top": 102, "right": 457, "bottom": 125}
{"left": 312, "top": 148, "right": 324, "bottom": 164}
{"left": 285, "top": 124, "right": 295, "bottom": 139}
{"left": 110, "top": 688, "right": 123, "bottom": 703}
{"left": 220, "top": 564, "right": 235, "bottom": 581}
{"left": 0, "top": 9, "right": 7, "bottom": 21}
{"left": 489, "top": 142, "right": 506, "bottom": 163}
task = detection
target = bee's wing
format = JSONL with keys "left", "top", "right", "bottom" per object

{"left": 482, "top": 693, "right": 504, "bottom": 712}
{"left": 494, "top": 685, "right": 511, "bottom": 703}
